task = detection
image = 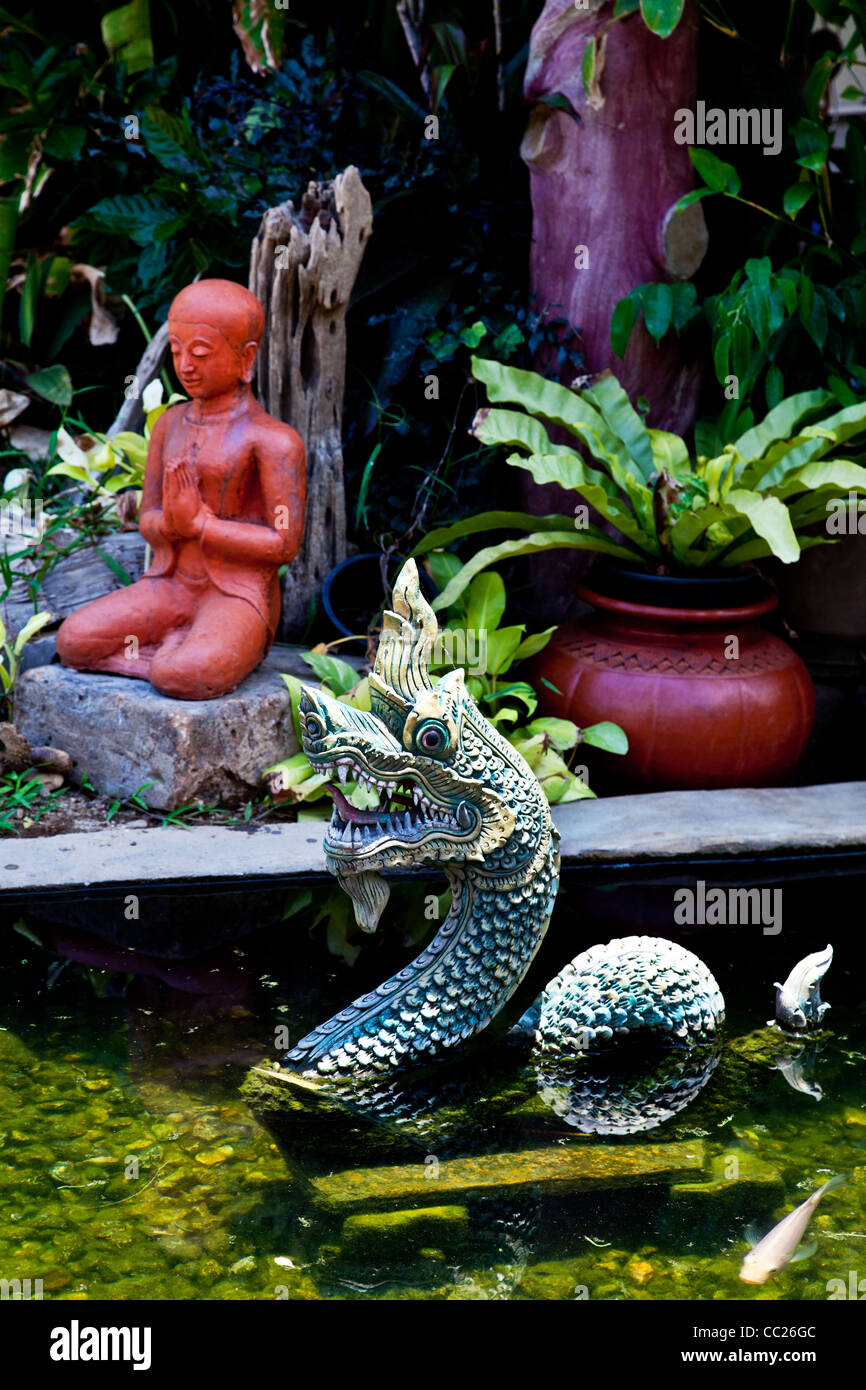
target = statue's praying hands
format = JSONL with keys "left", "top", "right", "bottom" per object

{"left": 57, "top": 281, "right": 306, "bottom": 700}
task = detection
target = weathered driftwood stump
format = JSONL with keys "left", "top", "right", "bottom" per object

{"left": 521, "top": 0, "right": 706, "bottom": 433}
{"left": 250, "top": 166, "right": 373, "bottom": 637}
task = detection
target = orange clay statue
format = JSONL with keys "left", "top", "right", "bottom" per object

{"left": 57, "top": 280, "right": 306, "bottom": 700}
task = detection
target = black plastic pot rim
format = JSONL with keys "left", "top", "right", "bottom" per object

{"left": 587, "top": 557, "right": 772, "bottom": 611}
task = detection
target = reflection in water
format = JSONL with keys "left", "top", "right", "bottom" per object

{"left": 533, "top": 1042, "right": 722, "bottom": 1136}
{"left": 0, "top": 886, "right": 864, "bottom": 1303}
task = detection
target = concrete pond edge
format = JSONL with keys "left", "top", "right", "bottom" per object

{"left": 2, "top": 781, "right": 865, "bottom": 894}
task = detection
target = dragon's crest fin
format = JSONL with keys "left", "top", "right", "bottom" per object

{"left": 372, "top": 559, "right": 438, "bottom": 707}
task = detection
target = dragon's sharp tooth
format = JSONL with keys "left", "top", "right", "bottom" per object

{"left": 337, "top": 764, "right": 348, "bottom": 784}
{"left": 413, "top": 787, "right": 421, "bottom": 805}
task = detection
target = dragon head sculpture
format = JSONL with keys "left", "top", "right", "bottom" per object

{"left": 283, "top": 560, "right": 721, "bottom": 1083}
{"left": 297, "top": 560, "right": 551, "bottom": 933}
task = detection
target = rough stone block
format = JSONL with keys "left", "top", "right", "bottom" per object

{"left": 15, "top": 648, "right": 313, "bottom": 811}
{"left": 310, "top": 1140, "right": 706, "bottom": 1214}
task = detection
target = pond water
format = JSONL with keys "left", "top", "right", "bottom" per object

{"left": 0, "top": 865, "right": 864, "bottom": 1302}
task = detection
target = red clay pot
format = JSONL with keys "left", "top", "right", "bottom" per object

{"left": 529, "top": 565, "right": 815, "bottom": 792}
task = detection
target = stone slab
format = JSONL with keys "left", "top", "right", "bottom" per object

{"left": 1, "top": 781, "right": 864, "bottom": 894}
{"left": 553, "top": 780, "right": 866, "bottom": 863}
{"left": 310, "top": 1140, "right": 706, "bottom": 1214}
{"left": 14, "top": 646, "right": 357, "bottom": 812}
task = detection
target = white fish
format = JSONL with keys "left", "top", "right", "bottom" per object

{"left": 739, "top": 1174, "right": 847, "bottom": 1284}
{"left": 771, "top": 945, "right": 833, "bottom": 1030}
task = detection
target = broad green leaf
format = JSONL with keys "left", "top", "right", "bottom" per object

{"left": 470, "top": 406, "right": 561, "bottom": 457}
{"left": 24, "top": 364, "right": 72, "bottom": 408}
{"left": 471, "top": 357, "right": 643, "bottom": 481}
{"left": 464, "top": 571, "right": 506, "bottom": 637}
{"left": 412, "top": 510, "right": 579, "bottom": 556}
{"left": 431, "top": 531, "right": 643, "bottom": 612}
{"left": 740, "top": 432, "right": 830, "bottom": 491}
{"left": 101, "top": 0, "right": 154, "bottom": 74}
{"left": 669, "top": 503, "right": 729, "bottom": 562}
{"left": 648, "top": 428, "right": 692, "bottom": 478}
{"left": 732, "top": 389, "right": 833, "bottom": 465}
{"left": 425, "top": 549, "right": 463, "bottom": 598}
{"left": 506, "top": 452, "right": 657, "bottom": 554}
{"left": 783, "top": 183, "right": 815, "bottom": 218}
{"left": 641, "top": 282, "right": 673, "bottom": 344}
{"left": 673, "top": 187, "right": 717, "bottom": 212}
{"left": 300, "top": 651, "right": 359, "bottom": 696}
{"left": 799, "top": 276, "right": 828, "bottom": 348}
{"left": 552, "top": 773, "right": 596, "bottom": 802}
{"left": 793, "top": 116, "right": 829, "bottom": 170}
{"left": 610, "top": 293, "right": 636, "bottom": 359}
{"left": 508, "top": 730, "right": 546, "bottom": 770}
{"left": 772, "top": 458, "right": 866, "bottom": 501}
{"left": 581, "top": 720, "right": 629, "bottom": 754}
{"left": 141, "top": 106, "right": 198, "bottom": 173}
{"left": 482, "top": 680, "right": 537, "bottom": 714}
{"left": 690, "top": 146, "right": 741, "bottom": 194}
{"left": 484, "top": 626, "right": 525, "bottom": 676}
{"left": 640, "top": 0, "right": 685, "bottom": 38}
{"left": 44, "top": 461, "right": 93, "bottom": 485}
{"left": 584, "top": 371, "right": 656, "bottom": 479}
{"left": 511, "top": 626, "right": 557, "bottom": 662}
{"left": 523, "top": 716, "right": 580, "bottom": 751}
{"left": 725, "top": 488, "right": 800, "bottom": 563}
{"left": 110, "top": 431, "right": 149, "bottom": 468}
{"left": 765, "top": 364, "right": 784, "bottom": 410}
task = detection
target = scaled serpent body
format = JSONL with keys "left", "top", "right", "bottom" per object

{"left": 286, "top": 562, "right": 724, "bottom": 1080}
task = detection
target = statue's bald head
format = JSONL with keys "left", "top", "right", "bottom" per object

{"left": 168, "top": 279, "right": 264, "bottom": 351}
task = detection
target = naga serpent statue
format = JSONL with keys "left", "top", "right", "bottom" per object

{"left": 285, "top": 561, "right": 724, "bottom": 1083}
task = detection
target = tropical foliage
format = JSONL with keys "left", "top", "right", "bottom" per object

{"left": 266, "top": 568, "right": 627, "bottom": 809}
{"left": 411, "top": 356, "right": 866, "bottom": 610}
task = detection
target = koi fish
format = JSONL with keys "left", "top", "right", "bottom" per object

{"left": 739, "top": 1174, "right": 847, "bottom": 1284}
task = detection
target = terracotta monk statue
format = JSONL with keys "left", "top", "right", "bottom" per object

{"left": 57, "top": 280, "right": 306, "bottom": 700}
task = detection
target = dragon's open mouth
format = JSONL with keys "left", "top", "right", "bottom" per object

{"left": 313, "top": 755, "right": 474, "bottom": 853}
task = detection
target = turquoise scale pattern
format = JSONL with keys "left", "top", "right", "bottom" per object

{"left": 287, "top": 849, "right": 559, "bottom": 1078}
{"left": 522, "top": 935, "right": 725, "bottom": 1058}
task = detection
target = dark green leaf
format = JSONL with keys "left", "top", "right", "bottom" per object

{"left": 24, "top": 364, "right": 72, "bottom": 407}
{"left": 783, "top": 183, "right": 815, "bottom": 218}
{"left": 674, "top": 188, "right": 717, "bottom": 212}
{"left": 799, "top": 276, "right": 828, "bottom": 348}
{"left": 640, "top": 0, "right": 686, "bottom": 38}
{"left": 537, "top": 92, "right": 582, "bottom": 124}
{"left": 764, "top": 364, "right": 784, "bottom": 410}
{"left": 642, "top": 282, "right": 673, "bottom": 343}
{"left": 357, "top": 70, "right": 427, "bottom": 123}
{"left": 581, "top": 720, "right": 629, "bottom": 754}
{"left": 610, "top": 293, "right": 636, "bottom": 358}
{"left": 792, "top": 117, "right": 829, "bottom": 171}
{"left": 689, "top": 146, "right": 741, "bottom": 194}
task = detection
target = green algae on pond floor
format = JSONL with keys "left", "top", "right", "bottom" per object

{"left": 1, "top": 904, "right": 866, "bottom": 1301}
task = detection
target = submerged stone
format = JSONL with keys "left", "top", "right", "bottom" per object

{"left": 340, "top": 1206, "right": 469, "bottom": 1260}
{"left": 669, "top": 1150, "right": 784, "bottom": 1218}
{"left": 311, "top": 1141, "right": 706, "bottom": 1214}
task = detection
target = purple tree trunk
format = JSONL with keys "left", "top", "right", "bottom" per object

{"left": 523, "top": 0, "right": 706, "bottom": 427}
{"left": 517, "top": 1, "right": 708, "bottom": 614}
